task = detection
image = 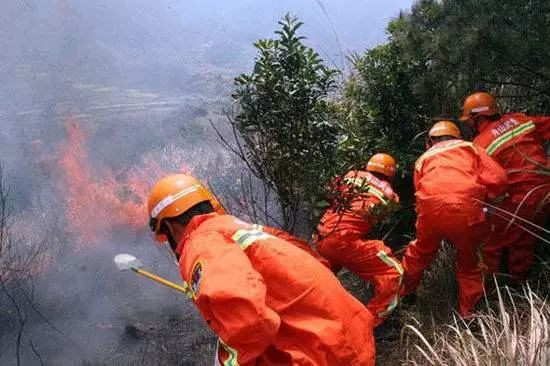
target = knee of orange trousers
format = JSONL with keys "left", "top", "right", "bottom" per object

{"left": 402, "top": 239, "right": 440, "bottom": 295}
{"left": 317, "top": 237, "right": 393, "bottom": 278}
{"left": 456, "top": 270, "right": 485, "bottom": 317}
{"left": 316, "top": 236, "right": 346, "bottom": 264}
{"left": 486, "top": 219, "right": 523, "bottom": 252}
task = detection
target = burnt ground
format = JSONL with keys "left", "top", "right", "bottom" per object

{"left": 85, "top": 270, "right": 375, "bottom": 366}
{"left": 84, "top": 269, "right": 405, "bottom": 365}
{"left": 85, "top": 311, "right": 217, "bottom": 366}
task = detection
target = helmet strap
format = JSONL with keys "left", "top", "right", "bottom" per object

{"left": 161, "top": 221, "right": 180, "bottom": 257}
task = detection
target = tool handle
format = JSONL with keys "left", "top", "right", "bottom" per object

{"left": 133, "top": 268, "right": 190, "bottom": 294}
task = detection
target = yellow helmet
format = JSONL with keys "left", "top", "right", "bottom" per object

{"left": 429, "top": 121, "right": 462, "bottom": 139}
{"left": 366, "top": 153, "right": 396, "bottom": 178}
{"left": 148, "top": 174, "right": 225, "bottom": 242}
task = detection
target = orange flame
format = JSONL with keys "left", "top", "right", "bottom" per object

{"left": 58, "top": 118, "right": 190, "bottom": 247}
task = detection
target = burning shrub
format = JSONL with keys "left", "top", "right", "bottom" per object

{"left": 56, "top": 119, "right": 198, "bottom": 247}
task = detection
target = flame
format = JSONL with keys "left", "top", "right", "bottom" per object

{"left": 58, "top": 118, "right": 190, "bottom": 247}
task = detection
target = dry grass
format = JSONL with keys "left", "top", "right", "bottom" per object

{"left": 402, "top": 281, "right": 549, "bottom": 365}
{"left": 373, "top": 241, "right": 550, "bottom": 366}
{"left": 375, "top": 242, "right": 458, "bottom": 365}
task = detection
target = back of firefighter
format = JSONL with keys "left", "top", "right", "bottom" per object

{"left": 256, "top": 224, "right": 332, "bottom": 269}
{"left": 460, "top": 91, "right": 550, "bottom": 283}
{"left": 402, "top": 121, "right": 507, "bottom": 317}
{"left": 148, "top": 174, "right": 376, "bottom": 366}
{"left": 316, "top": 153, "right": 403, "bottom": 327}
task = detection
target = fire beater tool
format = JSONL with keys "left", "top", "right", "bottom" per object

{"left": 114, "top": 254, "right": 191, "bottom": 295}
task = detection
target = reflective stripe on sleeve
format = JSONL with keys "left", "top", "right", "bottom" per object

{"left": 231, "top": 229, "right": 270, "bottom": 250}
{"left": 486, "top": 121, "right": 535, "bottom": 155}
{"left": 365, "top": 185, "right": 389, "bottom": 205}
{"left": 343, "top": 178, "right": 389, "bottom": 205}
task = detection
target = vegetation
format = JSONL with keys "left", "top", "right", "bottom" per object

{"left": 223, "top": 0, "right": 550, "bottom": 238}
{"left": 338, "top": 0, "right": 550, "bottom": 240}
{"left": 403, "top": 280, "right": 550, "bottom": 366}
{"left": 219, "top": 14, "right": 342, "bottom": 235}
{"left": 0, "top": 165, "right": 52, "bottom": 365}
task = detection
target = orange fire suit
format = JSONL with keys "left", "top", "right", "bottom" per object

{"left": 402, "top": 139, "right": 507, "bottom": 316}
{"left": 316, "top": 170, "right": 403, "bottom": 326}
{"left": 474, "top": 113, "right": 550, "bottom": 280}
{"left": 256, "top": 224, "right": 332, "bottom": 269}
{"left": 177, "top": 213, "right": 376, "bottom": 366}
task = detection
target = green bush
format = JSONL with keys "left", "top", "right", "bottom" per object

{"left": 227, "top": 14, "right": 342, "bottom": 234}
{"left": 338, "top": 0, "right": 550, "bottom": 244}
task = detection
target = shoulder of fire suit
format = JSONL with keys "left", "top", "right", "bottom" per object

{"left": 259, "top": 224, "right": 332, "bottom": 269}
{"left": 530, "top": 114, "right": 550, "bottom": 139}
{"left": 342, "top": 170, "right": 399, "bottom": 204}
{"left": 178, "top": 213, "right": 281, "bottom": 365}
{"left": 473, "top": 113, "right": 533, "bottom": 148}
{"left": 414, "top": 139, "right": 477, "bottom": 172}
{"left": 475, "top": 145, "right": 508, "bottom": 199}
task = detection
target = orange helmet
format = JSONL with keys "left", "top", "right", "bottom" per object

{"left": 366, "top": 153, "right": 396, "bottom": 178}
{"left": 428, "top": 120, "right": 462, "bottom": 139}
{"left": 148, "top": 174, "right": 225, "bottom": 242}
{"left": 459, "top": 92, "right": 499, "bottom": 125}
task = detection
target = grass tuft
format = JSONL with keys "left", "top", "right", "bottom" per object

{"left": 403, "top": 280, "right": 550, "bottom": 365}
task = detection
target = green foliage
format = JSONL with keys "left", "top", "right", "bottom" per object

{"left": 231, "top": 14, "right": 341, "bottom": 234}
{"left": 339, "top": 0, "right": 550, "bottom": 244}
{"left": 227, "top": 1, "right": 550, "bottom": 242}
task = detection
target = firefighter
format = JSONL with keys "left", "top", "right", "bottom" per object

{"left": 402, "top": 121, "right": 507, "bottom": 317}
{"left": 315, "top": 153, "right": 404, "bottom": 327}
{"left": 460, "top": 92, "right": 550, "bottom": 283}
{"left": 148, "top": 174, "right": 376, "bottom": 366}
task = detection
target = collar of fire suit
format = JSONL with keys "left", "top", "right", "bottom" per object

{"left": 476, "top": 119, "right": 492, "bottom": 134}
{"left": 416, "top": 139, "right": 474, "bottom": 172}
{"left": 175, "top": 212, "right": 221, "bottom": 255}
{"left": 429, "top": 139, "right": 464, "bottom": 150}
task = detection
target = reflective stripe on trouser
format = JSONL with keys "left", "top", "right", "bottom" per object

{"left": 214, "top": 340, "right": 221, "bottom": 366}
{"left": 216, "top": 338, "right": 239, "bottom": 366}
{"left": 376, "top": 250, "right": 404, "bottom": 318}
{"left": 316, "top": 236, "right": 403, "bottom": 326}
{"left": 402, "top": 204, "right": 491, "bottom": 317}
{"left": 486, "top": 121, "right": 535, "bottom": 155}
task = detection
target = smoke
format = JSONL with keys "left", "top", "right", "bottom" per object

{"left": 0, "top": 1, "right": 411, "bottom": 364}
